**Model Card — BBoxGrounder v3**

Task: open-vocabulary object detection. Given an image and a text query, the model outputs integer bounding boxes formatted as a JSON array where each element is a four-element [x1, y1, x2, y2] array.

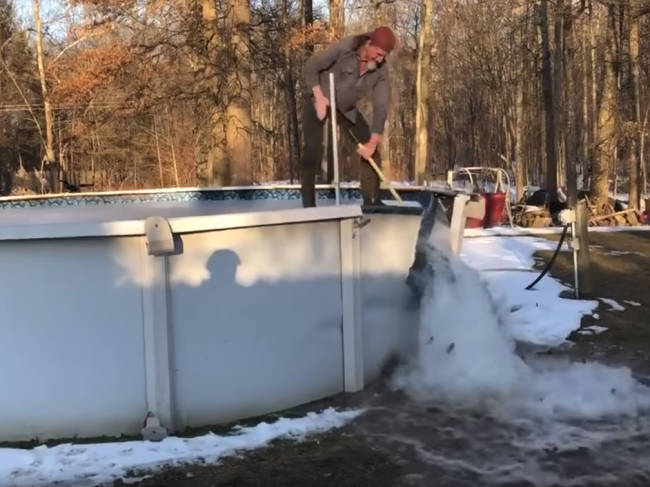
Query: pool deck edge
[[0, 205, 364, 241]]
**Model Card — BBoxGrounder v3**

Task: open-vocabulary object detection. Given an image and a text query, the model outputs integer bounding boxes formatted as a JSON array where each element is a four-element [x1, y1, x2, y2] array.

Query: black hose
[[525, 224, 570, 291]]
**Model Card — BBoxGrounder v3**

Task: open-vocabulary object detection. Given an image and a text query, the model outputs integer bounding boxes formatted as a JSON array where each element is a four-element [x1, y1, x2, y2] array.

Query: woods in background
[[1, 0, 649, 212]]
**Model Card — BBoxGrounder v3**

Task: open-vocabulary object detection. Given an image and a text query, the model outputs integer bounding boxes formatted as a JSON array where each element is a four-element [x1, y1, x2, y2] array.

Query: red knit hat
[[369, 26, 397, 52]]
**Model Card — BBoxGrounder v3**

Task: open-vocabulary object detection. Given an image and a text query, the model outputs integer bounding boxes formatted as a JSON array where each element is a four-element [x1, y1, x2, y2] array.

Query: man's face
[[364, 43, 388, 71]]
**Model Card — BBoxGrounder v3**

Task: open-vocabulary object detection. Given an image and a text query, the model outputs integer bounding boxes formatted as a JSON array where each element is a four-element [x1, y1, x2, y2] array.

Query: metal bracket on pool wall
[[144, 216, 175, 256], [354, 217, 371, 230], [406, 191, 484, 299], [414, 190, 485, 256]]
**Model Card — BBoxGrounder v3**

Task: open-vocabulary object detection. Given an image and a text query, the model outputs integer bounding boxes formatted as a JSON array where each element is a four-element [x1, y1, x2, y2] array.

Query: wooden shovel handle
[[355, 142, 403, 205]]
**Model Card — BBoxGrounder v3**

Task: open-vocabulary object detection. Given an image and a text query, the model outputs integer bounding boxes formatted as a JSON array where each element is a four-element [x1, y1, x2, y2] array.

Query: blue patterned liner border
[[0, 184, 440, 210]]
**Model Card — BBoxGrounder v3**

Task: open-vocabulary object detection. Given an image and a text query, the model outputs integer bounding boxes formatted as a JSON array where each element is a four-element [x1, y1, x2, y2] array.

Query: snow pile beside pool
[[461, 235, 598, 346], [0, 407, 363, 487]]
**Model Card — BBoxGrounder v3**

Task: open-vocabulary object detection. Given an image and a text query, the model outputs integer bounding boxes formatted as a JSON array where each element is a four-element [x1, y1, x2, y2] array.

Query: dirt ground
[[109, 230, 650, 487], [113, 432, 400, 487], [536, 230, 650, 371]]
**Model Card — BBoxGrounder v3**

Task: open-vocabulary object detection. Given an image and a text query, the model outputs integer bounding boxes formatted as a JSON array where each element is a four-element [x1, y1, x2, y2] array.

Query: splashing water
[[385, 240, 650, 485], [393, 240, 650, 421]]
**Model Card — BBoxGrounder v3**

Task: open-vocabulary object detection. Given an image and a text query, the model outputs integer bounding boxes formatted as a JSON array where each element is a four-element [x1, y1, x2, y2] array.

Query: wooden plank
[[590, 208, 636, 223]]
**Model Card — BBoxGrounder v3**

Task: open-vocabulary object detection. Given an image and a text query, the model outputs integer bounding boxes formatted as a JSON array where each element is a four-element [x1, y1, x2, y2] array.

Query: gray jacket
[[304, 35, 390, 135]]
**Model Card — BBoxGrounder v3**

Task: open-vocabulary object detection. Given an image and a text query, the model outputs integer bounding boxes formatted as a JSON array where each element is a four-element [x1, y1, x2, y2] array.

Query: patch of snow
[[0, 408, 363, 487], [578, 325, 609, 335], [624, 300, 641, 306], [598, 297, 626, 311], [606, 250, 646, 257], [465, 226, 650, 238], [461, 236, 597, 347]]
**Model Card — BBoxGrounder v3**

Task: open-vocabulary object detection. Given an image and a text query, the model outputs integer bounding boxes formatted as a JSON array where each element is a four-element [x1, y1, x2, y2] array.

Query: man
[[301, 26, 397, 208]]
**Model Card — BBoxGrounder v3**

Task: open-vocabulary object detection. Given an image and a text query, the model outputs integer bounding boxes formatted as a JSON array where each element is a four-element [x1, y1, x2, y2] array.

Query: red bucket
[[465, 194, 486, 229], [484, 192, 507, 228]]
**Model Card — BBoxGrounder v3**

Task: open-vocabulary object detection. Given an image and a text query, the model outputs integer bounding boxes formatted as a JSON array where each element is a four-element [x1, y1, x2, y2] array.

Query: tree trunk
[[414, 0, 434, 184], [374, 0, 393, 180], [328, 0, 344, 40], [628, 7, 641, 209], [592, 7, 617, 209], [300, 0, 316, 180], [514, 8, 526, 202], [200, 0, 227, 185], [283, 0, 300, 183], [224, 0, 253, 185], [582, 18, 594, 190], [563, 11, 578, 206], [590, 9, 599, 189], [301, 0, 313, 55], [537, 0, 558, 195], [33, 0, 56, 185], [323, 0, 345, 183], [553, 0, 564, 189]]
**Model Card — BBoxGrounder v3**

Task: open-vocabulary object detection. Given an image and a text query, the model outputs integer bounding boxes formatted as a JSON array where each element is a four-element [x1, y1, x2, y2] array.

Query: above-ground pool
[[0, 184, 480, 442]]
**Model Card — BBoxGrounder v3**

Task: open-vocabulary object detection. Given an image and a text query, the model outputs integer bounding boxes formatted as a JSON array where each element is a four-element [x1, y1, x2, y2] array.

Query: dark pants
[[300, 96, 381, 207]]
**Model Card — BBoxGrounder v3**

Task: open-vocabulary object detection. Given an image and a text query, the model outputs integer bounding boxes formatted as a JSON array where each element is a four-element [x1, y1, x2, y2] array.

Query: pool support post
[[142, 216, 176, 440]]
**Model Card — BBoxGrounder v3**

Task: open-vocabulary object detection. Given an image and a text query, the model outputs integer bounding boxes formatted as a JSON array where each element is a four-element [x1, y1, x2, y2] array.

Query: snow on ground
[[461, 236, 599, 346], [0, 408, 363, 487], [578, 325, 609, 335], [606, 249, 646, 257], [465, 225, 650, 237], [598, 297, 626, 311]]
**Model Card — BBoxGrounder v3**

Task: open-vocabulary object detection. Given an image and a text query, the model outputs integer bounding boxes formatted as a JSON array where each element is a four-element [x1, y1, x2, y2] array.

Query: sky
[[12, 0, 97, 44], [14, 0, 61, 27], [13, 0, 337, 29]]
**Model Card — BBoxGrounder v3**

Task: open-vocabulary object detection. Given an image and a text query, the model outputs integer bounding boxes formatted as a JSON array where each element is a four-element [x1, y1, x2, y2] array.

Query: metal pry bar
[[328, 72, 341, 205]]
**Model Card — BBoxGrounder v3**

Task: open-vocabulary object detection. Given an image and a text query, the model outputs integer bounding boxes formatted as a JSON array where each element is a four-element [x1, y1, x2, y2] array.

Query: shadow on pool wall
[[169, 218, 420, 430], [0, 205, 425, 442]]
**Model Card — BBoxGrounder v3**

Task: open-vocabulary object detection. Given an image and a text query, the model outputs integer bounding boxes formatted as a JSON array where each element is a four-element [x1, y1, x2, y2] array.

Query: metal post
[[562, 204, 590, 299], [329, 72, 341, 205], [570, 220, 579, 298], [575, 199, 592, 297]]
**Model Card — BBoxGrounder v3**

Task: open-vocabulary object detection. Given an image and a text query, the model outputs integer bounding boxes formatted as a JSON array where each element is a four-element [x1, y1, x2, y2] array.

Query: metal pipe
[[329, 72, 341, 205]]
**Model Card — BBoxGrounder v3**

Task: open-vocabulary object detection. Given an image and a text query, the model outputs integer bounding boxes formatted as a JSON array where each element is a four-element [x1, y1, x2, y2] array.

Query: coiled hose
[[524, 223, 570, 290]]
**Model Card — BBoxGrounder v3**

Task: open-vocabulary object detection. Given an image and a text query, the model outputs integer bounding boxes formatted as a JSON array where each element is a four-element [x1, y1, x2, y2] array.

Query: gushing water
[[387, 240, 650, 485], [394, 240, 650, 418]]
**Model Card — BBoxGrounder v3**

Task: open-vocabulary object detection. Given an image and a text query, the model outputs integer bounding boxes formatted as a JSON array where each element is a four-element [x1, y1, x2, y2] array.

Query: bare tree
[[32, 0, 55, 172], [414, 0, 433, 184]]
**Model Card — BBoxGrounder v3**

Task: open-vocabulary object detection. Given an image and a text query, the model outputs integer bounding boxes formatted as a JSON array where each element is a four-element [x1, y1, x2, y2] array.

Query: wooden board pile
[[513, 194, 645, 228], [513, 206, 553, 228], [587, 197, 644, 226]]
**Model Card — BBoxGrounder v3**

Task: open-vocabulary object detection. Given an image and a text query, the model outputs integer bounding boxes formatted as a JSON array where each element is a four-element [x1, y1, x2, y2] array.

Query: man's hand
[[357, 140, 377, 161], [312, 86, 329, 120], [315, 95, 329, 120]]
